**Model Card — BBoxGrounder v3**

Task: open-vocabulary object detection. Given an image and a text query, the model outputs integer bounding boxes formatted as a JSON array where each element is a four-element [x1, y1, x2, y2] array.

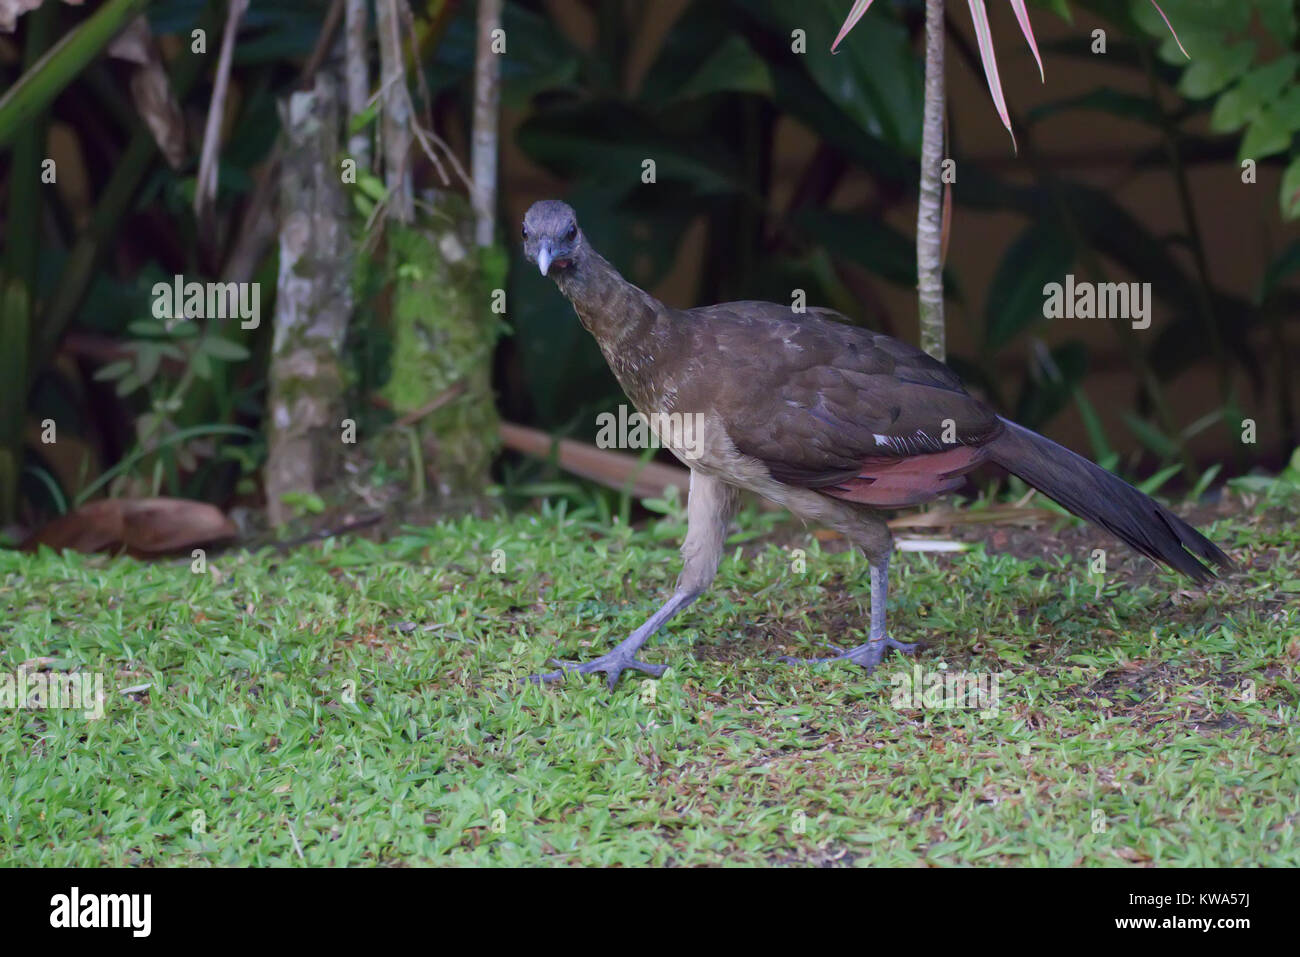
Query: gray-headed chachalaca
[[521, 200, 1231, 688]]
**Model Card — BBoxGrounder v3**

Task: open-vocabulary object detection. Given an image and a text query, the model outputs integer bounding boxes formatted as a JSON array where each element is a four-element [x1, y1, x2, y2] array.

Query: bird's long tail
[[985, 417, 1231, 583]]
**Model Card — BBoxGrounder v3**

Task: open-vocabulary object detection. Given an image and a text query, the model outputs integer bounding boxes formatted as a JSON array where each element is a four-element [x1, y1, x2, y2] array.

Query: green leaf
[[1015, 340, 1088, 431], [357, 172, 387, 203], [1256, 240, 1300, 302], [201, 337, 250, 362], [127, 320, 170, 338], [1256, 0, 1298, 43], [1030, 88, 1164, 127], [92, 359, 132, 382], [516, 106, 741, 196], [794, 208, 938, 292], [1238, 109, 1291, 163], [191, 351, 213, 381], [675, 35, 773, 99], [346, 100, 380, 137], [984, 223, 1075, 350], [1209, 88, 1252, 134], [1135, 463, 1182, 495], [745, 0, 921, 152], [1239, 55, 1299, 104], [1279, 157, 1300, 220], [1122, 412, 1179, 460], [115, 372, 143, 397], [0, 0, 150, 150], [1177, 42, 1255, 99], [133, 343, 162, 385], [1033, 0, 1072, 24]]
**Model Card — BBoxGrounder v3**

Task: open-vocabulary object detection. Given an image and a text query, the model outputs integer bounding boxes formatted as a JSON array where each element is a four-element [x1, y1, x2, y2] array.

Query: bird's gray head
[[522, 200, 583, 278]]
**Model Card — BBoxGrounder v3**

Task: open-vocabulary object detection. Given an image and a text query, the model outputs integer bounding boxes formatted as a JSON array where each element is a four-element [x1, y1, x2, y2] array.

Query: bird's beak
[[537, 243, 553, 277]]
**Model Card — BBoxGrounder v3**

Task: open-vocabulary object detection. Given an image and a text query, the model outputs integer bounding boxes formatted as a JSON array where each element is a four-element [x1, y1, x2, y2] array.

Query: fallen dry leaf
[[25, 497, 237, 554], [107, 15, 186, 167]]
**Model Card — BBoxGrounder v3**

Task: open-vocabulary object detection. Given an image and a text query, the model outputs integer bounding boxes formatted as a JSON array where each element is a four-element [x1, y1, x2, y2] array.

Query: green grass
[[1, 500, 1296, 865]]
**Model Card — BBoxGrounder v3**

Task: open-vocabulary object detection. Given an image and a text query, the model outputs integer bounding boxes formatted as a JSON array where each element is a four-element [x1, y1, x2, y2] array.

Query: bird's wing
[[675, 301, 1003, 504]]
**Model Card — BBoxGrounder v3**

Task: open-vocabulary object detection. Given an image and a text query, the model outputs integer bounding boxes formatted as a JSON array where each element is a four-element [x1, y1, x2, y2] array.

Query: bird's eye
[[565, 224, 577, 241], [521, 225, 528, 239]]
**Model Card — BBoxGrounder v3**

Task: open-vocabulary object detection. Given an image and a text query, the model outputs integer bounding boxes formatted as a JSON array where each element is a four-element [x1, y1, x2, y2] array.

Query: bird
[[520, 199, 1232, 690]]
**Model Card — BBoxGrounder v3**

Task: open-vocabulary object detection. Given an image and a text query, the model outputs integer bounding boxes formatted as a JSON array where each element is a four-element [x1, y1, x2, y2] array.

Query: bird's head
[[522, 200, 583, 278]]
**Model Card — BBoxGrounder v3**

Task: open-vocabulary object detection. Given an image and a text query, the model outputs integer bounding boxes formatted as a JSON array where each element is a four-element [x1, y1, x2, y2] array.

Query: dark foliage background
[[1, 0, 1298, 535]]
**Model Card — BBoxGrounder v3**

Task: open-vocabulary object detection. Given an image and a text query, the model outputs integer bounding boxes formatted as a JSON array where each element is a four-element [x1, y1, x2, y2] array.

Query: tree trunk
[[344, 0, 371, 172], [378, 192, 500, 507], [264, 71, 354, 526], [375, 0, 413, 222], [471, 0, 502, 247], [916, 0, 946, 362]]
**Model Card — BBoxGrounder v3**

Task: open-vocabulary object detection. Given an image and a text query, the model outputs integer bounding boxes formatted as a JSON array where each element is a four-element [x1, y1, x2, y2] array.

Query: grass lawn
[[1, 497, 1296, 866]]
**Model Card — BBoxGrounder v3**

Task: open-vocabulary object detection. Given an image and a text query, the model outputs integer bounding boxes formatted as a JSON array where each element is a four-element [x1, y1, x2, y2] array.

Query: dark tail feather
[[986, 417, 1231, 584]]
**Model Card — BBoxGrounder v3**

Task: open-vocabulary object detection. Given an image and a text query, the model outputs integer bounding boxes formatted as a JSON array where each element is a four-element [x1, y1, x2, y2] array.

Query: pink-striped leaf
[[831, 0, 878, 54], [968, 0, 1016, 149], [831, 0, 1187, 148], [1008, 0, 1044, 82], [1148, 1, 1189, 59]]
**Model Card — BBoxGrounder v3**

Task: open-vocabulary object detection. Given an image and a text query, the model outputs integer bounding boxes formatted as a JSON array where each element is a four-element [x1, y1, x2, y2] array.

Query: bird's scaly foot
[[776, 636, 919, 674], [525, 649, 667, 690]]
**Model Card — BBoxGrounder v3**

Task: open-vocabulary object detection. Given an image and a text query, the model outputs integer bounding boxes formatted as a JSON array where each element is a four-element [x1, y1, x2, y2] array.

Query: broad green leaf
[[675, 35, 773, 99], [1238, 109, 1291, 163], [1256, 0, 1298, 43], [748, 0, 921, 153], [984, 222, 1075, 350], [1239, 56, 1299, 104], [1209, 88, 1252, 134], [1014, 340, 1088, 430], [1030, 88, 1164, 127], [794, 208, 940, 293], [1178, 42, 1255, 99]]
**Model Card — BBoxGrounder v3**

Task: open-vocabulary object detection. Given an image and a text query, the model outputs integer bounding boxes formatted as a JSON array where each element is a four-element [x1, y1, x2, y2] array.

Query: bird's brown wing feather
[[671, 301, 1003, 500]]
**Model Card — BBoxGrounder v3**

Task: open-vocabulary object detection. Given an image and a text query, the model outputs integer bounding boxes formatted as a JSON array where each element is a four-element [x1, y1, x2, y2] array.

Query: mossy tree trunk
[[264, 70, 353, 526], [378, 192, 501, 507]]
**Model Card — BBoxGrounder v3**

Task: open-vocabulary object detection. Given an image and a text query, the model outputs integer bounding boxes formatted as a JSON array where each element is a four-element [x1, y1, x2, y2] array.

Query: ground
[[1, 495, 1296, 865]]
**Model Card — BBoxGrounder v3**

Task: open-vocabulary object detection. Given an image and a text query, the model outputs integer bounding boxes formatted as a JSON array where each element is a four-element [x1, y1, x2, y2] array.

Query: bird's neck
[[554, 246, 672, 402]]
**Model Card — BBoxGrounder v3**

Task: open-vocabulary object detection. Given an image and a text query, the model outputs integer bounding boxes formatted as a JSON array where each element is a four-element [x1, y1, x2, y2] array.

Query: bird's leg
[[526, 472, 737, 690], [778, 551, 919, 673]]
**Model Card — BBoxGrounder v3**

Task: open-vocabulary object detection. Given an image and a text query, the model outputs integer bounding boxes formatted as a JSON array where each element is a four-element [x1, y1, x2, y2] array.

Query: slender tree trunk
[[375, 0, 413, 222], [344, 0, 371, 172], [264, 70, 353, 526], [471, 0, 503, 247], [379, 194, 500, 507], [916, 0, 946, 362]]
